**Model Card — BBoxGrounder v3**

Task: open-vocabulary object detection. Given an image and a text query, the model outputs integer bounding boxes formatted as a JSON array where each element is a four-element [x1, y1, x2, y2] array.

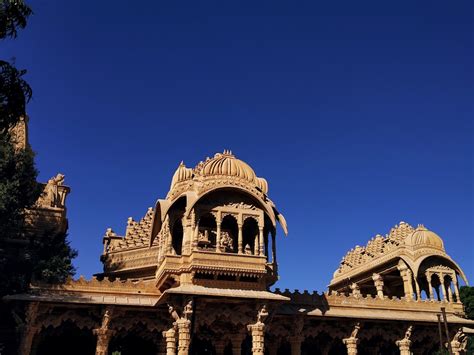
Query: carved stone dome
[[170, 162, 193, 189], [406, 224, 444, 251], [198, 151, 268, 193]]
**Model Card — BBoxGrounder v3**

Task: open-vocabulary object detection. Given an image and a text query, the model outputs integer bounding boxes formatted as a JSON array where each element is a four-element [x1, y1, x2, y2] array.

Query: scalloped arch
[[414, 254, 468, 285]]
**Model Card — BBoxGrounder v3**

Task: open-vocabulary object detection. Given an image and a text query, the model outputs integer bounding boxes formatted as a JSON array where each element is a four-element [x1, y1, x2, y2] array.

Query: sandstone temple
[[6, 150, 474, 355]]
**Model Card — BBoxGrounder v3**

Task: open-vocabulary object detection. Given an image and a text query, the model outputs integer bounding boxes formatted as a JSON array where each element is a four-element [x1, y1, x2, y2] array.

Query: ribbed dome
[[201, 151, 256, 180], [406, 224, 444, 251], [170, 161, 193, 189]]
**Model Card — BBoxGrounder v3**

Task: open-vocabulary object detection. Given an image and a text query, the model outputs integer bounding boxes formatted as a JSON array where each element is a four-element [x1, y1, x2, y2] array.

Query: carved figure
[[168, 305, 180, 321], [350, 283, 361, 298], [38, 173, 65, 208], [184, 300, 193, 320], [244, 244, 252, 255], [101, 308, 112, 330], [404, 325, 412, 340], [220, 231, 234, 252], [257, 305, 268, 324], [350, 323, 360, 338]]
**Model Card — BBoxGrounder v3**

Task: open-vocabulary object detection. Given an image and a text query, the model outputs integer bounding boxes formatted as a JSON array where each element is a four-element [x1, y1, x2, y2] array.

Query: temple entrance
[[36, 321, 95, 355]]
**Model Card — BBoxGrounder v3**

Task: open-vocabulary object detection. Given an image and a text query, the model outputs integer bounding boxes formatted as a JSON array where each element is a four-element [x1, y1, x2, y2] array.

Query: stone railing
[[273, 288, 465, 315]]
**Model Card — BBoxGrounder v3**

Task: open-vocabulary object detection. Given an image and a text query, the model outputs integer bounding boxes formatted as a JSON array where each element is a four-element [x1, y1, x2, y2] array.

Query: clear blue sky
[[4, 0, 473, 291]]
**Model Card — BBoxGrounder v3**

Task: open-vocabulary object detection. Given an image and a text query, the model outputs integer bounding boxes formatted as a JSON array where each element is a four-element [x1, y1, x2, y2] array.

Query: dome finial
[[416, 224, 427, 231]]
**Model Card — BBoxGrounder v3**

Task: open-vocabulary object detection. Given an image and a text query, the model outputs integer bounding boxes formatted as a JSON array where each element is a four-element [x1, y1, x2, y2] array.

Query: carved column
[[247, 322, 265, 355], [19, 302, 40, 355], [93, 328, 115, 355], [372, 273, 384, 299], [343, 323, 360, 355], [414, 278, 421, 300], [289, 335, 304, 355], [342, 337, 358, 355], [238, 222, 243, 254], [395, 337, 411, 355], [176, 319, 191, 355], [453, 276, 461, 302], [193, 223, 199, 251], [231, 333, 246, 355], [426, 272, 434, 300], [395, 326, 412, 355], [440, 273, 447, 302], [397, 262, 414, 300], [94, 306, 115, 355], [162, 327, 177, 355], [214, 339, 228, 355], [271, 231, 277, 264], [258, 227, 264, 256], [216, 211, 222, 253]]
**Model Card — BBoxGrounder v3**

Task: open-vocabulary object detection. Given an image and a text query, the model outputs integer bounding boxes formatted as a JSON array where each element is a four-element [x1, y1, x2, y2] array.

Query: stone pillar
[[289, 335, 304, 355], [453, 276, 461, 303], [426, 272, 434, 301], [237, 223, 243, 254], [19, 302, 40, 355], [19, 325, 39, 355], [192, 223, 199, 250], [93, 328, 115, 355], [372, 273, 384, 299], [216, 211, 222, 253], [231, 333, 246, 355], [177, 318, 191, 355], [414, 278, 421, 300], [247, 322, 265, 355], [440, 274, 447, 302], [397, 262, 414, 300], [342, 337, 358, 355], [271, 231, 277, 264], [258, 227, 264, 256], [396, 325, 412, 355], [343, 323, 360, 355], [162, 327, 177, 355], [395, 338, 411, 355], [214, 339, 227, 355]]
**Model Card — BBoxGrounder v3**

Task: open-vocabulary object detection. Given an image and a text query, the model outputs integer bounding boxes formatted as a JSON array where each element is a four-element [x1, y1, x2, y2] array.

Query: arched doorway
[[36, 321, 95, 355]]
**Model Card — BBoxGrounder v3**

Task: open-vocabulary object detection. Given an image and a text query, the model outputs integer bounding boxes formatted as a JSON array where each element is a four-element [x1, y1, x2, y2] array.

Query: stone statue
[[350, 283, 361, 298], [184, 300, 193, 320], [168, 305, 180, 321], [220, 231, 234, 252], [257, 305, 268, 324], [404, 325, 412, 340], [101, 308, 112, 330], [38, 173, 65, 208], [244, 244, 252, 255], [350, 323, 360, 338]]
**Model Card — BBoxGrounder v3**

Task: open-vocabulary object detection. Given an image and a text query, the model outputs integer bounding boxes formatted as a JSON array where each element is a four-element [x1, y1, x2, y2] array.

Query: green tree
[[459, 286, 474, 353], [0, 0, 77, 293], [0, 1, 77, 352]]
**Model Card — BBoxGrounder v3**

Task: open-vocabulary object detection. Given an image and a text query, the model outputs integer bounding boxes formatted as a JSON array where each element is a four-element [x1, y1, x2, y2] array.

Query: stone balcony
[[155, 250, 273, 292]]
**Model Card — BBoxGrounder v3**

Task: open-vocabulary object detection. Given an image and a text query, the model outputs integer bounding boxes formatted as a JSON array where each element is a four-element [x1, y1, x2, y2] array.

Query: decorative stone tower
[[101, 151, 288, 293]]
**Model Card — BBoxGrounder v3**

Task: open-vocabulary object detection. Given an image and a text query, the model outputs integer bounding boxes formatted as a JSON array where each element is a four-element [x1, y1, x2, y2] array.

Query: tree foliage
[[0, 60, 32, 133], [0, 0, 32, 39], [0, 0, 77, 297]]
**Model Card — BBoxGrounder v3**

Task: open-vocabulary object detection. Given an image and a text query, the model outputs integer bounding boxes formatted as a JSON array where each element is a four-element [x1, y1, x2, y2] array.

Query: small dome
[[406, 224, 444, 251], [200, 151, 259, 184], [170, 161, 193, 189]]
